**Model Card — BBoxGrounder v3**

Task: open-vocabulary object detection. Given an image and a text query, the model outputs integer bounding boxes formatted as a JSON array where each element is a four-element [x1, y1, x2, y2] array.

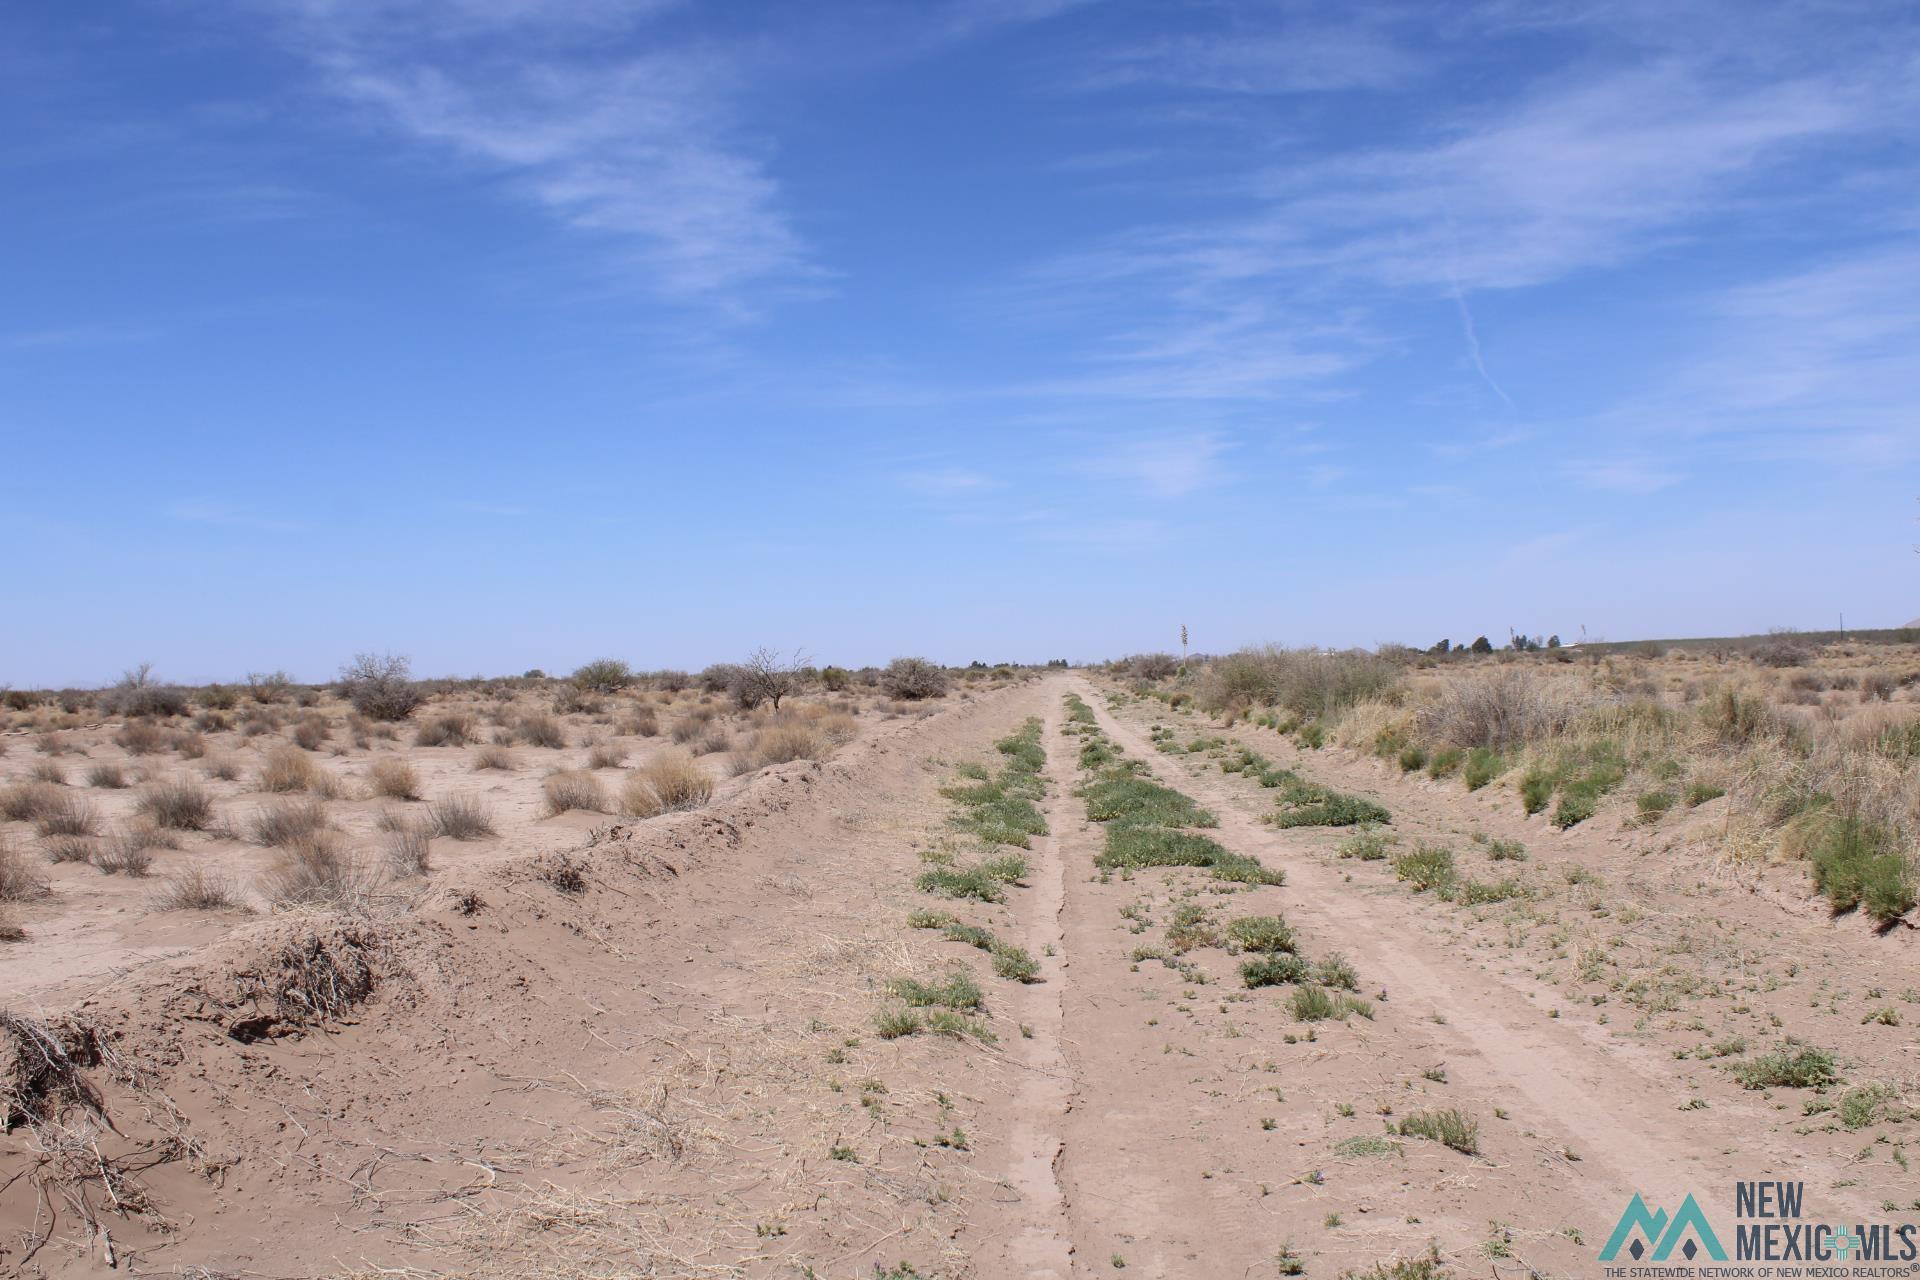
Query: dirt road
[[4, 674, 1910, 1278]]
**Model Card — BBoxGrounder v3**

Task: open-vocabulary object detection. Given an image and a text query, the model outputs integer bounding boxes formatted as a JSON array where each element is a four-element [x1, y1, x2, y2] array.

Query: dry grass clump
[[250, 799, 330, 847], [516, 713, 567, 749], [154, 865, 244, 911], [93, 832, 155, 877], [0, 838, 48, 901], [27, 759, 66, 786], [263, 831, 374, 908], [367, 757, 422, 801], [735, 722, 829, 772], [618, 708, 660, 738], [620, 751, 713, 817], [115, 721, 168, 755], [471, 743, 518, 771], [34, 793, 98, 839], [429, 794, 497, 840], [291, 717, 329, 751], [670, 708, 715, 744], [1201, 646, 1401, 718], [260, 746, 321, 794], [383, 824, 432, 877], [85, 762, 128, 789], [542, 769, 608, 816], [172, 730, 207, 759], [202, 754, 242, 781], [137, 778, 216, 830], [585, 739, 628, 769], [0, 781, 62, 824], [415, 712, 476, 748], [692, 726, 732, 756], [0, 911, 21, 942], [43, 835, 97, 865], [1416, 669, 1593, 752]]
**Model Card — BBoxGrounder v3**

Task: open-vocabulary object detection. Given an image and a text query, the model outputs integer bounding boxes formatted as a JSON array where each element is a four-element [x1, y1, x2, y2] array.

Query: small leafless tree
[[733, 647, 809, 711]]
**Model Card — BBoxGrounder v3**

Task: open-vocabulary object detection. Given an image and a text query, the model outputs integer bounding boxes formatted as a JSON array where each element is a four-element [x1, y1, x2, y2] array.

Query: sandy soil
[[2, 674, 1914, 1277]]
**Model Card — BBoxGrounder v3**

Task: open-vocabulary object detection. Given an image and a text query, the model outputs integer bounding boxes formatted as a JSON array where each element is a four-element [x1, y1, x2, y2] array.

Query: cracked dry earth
[[4, 674, 1914, 1279]]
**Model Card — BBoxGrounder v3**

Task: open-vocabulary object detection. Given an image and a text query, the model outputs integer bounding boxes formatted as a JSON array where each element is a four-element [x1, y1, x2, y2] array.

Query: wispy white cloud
[[898, 467, 996, 497], [1566, 459, 1684, 495], [269, 2, 810, 308], [166, 499, 303, 532], [1080, 431, 1233, 498]]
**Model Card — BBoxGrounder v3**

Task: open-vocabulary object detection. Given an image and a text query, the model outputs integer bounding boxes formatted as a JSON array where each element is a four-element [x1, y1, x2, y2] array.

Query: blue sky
[[4, 1, 1918, 685]]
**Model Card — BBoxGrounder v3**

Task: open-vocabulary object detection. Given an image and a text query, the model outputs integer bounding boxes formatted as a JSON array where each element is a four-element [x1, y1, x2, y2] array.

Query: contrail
[[1450, 281, 1516, 411]]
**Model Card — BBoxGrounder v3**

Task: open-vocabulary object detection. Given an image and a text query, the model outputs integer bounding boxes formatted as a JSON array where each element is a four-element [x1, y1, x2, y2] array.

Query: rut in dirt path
[[1074, 679, 1882, 1224], [993, 693, 1078, 1278]]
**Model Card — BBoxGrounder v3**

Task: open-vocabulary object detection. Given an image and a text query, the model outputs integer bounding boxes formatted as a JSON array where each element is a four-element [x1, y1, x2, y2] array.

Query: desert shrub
[[115, 721, 168, 755], [1395, 1109, 1479, 1154], [471, 744, 518, 771], [697, 664, 741, 694], [250, 799, 330, 847], [1315, 953, 1360, 990], [1291, 986, 1373, 1021], [0, 782, 61, 824], [290, 717, 330, 751], [880, 657, 949, 701], [246, 670, 292, 704], [415, 713, 475, 748], [203, 755, 242, 782], [260, 747, 320, 793], [584, 739, 628, 769], [171, 730, 207, 759], [571, 658, 633, 693], [1684, 782, 1725, 807], [1225, 914, 1297, 954], [92, 834, 153, 877], [1130, 652, 1180, 680], [820, 665, 850, 691], [1418, 670, 1586, 752], [693, 726, 732, 756], [28, 759, 65, 786], [339, 652, 423, 722], [654, 669, 691, 693], [1732, 1044, 1839, 1089], [618, 708, 660, 738], [100, 665, 190, 718], [199, 683, 239, 711], [1267, 779, 1390, 829], [155, 865, 243, 911], [620, 751, 713, 817], [1241, 953, 1310, 987], [263, 831, 372, 908], [43, 835, 97, 864], [1636, 790, 1676, 822], [1201, 646, 1401, 718], [0, 838, 48, 901], [1338, 828, 1393, 860], [516, 713, 567, 749], [34, 794, 97, 838], [383, 824, 431, 877], [1801, 815, 1915, 923], [887, 971, 984, 1011], [137, 779, 215, 830], [739, 722, 827, 771], [1701, 687, 1781, 745], [1752, 638, 1811, 668], [365, 758, 421, 801], [1392, 845, 1456, 892], [429, 795, 497, 840], [1425, 747, 1462, 778], [542, 769, 608, 816], [1478, 835, 1527, 861]]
